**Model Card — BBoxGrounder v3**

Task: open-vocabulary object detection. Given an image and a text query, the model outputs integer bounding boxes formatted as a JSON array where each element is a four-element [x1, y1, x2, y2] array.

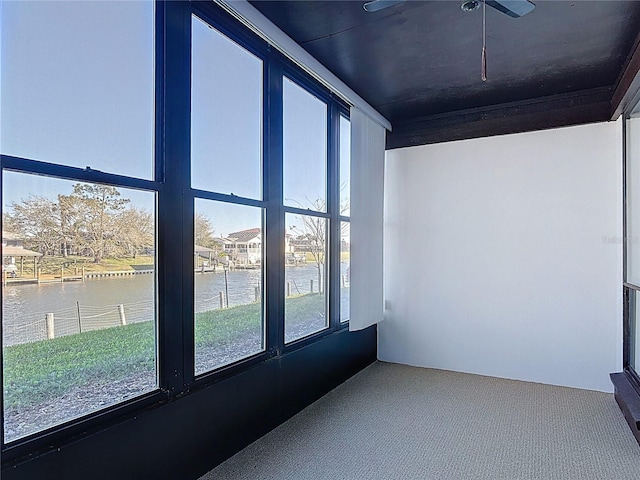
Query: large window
[[0, 1, 154, 179], [626, 100, 640, 380], [191, 15, 263, 199], [1, 0, 157, 444], [283, 77, 331, 343], [283, 78, 327, 211], [285, 213, 328, 342], [191, 14, 266, 374], [2, 174, 157, 443], [193, 200, 264, 375], [0, 0, 349, 459]]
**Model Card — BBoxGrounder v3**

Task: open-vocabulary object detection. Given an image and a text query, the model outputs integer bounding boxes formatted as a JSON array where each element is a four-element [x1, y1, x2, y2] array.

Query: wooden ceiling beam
[[387, 87, 612, 149], [611, 28, 640, 119]]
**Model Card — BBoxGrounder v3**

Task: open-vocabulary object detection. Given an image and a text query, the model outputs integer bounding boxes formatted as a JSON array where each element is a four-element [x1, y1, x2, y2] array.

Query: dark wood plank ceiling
[[249, 0, 640, 147]]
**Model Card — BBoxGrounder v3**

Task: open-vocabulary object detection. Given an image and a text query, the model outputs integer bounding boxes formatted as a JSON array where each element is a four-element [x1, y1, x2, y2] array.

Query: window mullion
[[157, 0, 192, 394], [265, 53, 285, 353], [328, 103, 341, 329]]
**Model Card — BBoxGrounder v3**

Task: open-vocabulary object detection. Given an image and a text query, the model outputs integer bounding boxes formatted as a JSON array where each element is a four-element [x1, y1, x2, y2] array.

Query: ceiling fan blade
[[486, 0, 535, 18], [363, 0, 407, 13]]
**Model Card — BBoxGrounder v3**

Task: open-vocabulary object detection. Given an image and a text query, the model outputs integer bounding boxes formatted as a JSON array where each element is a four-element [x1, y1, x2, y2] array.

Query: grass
[[3, 293, 327, 411], [298, 252, 349, 263], [3, 321, 155, 410], [284, 293, 325, 323], [195, 303, 261, 347]]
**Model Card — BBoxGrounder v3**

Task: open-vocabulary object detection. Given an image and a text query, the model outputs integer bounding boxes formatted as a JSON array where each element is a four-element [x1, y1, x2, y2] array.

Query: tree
[[298, 218, 326, 293], [5, 183, 160, 263], [290, 198, 350, 294], [5, 196, 61, 257], [195, 212, 217, 250], [57, 193, 86, 257], [113, 206, 154, 258], [69, 184, 130, 263], [289, 199, 327, 294]]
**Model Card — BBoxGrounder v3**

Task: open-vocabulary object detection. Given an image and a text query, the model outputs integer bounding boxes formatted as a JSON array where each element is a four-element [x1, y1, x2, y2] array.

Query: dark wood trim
[[1, 327, 377, 480], [387, 87, 612, 149], [611, 372, 640, 446], [611, 28, 640, 120]]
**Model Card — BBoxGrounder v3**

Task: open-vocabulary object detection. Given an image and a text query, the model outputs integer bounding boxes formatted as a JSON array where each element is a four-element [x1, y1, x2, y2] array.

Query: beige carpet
[[200, 361, 640, 480]]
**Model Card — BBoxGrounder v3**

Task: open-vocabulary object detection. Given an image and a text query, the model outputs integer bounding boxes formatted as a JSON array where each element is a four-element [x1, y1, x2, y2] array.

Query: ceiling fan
[[363, 0, 536, 18], [362, 0, 535, 81]]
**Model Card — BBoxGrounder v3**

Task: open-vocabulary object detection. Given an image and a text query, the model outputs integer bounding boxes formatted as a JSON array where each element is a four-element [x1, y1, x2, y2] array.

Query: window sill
[[611, 371, 640, 445]]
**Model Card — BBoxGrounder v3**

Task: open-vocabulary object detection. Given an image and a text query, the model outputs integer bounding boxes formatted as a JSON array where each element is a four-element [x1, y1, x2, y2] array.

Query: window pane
[[285, 213, 328, 342], [628, 108, 640, 285], [194, 199, 264, 375], [2, 172, 157, 442], [340, 116, 351, 217], [191, 16, 263, 198], [283, 78, 327, 212], [0, 1, 154, 179], [340, 222, 350, 322]]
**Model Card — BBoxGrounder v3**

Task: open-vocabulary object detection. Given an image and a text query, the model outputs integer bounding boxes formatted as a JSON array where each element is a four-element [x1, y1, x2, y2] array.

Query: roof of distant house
[[2, 231, 21, 241], [194, 245, 217, 254], [227, 228, 261, 243], [1, 245, 42, 257]]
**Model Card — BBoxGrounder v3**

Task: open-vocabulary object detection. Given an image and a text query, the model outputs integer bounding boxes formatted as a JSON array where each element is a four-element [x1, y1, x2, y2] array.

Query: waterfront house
[[1, 231, 22, 248], [223, 228, 262, 266], [194, 244, 218, 270], [1, 231, 41, 277]]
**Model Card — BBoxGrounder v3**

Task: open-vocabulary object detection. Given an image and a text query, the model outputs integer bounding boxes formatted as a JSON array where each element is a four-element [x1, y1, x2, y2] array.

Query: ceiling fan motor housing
[[461, 0, 481, 13]]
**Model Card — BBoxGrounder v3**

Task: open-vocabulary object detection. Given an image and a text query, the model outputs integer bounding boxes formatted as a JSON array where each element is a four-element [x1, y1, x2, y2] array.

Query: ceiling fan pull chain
[[481, 0, 487, 81], [482, 45, 487, 82]]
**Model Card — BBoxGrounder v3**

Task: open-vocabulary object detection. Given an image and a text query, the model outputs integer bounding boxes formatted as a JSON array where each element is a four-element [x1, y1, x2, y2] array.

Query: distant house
[[212, 228, 305, 266], [2, 230, 23, 247], [223, 228, 262, 266], [1, 231, 42, 277], [288, 236, 315, 253], [285, 233, 306, 265], [194, 244, 218, 269]]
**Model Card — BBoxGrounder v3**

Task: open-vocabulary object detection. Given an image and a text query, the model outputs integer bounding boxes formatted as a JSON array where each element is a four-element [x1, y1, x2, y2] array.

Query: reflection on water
[[2, 264, 344, 346]]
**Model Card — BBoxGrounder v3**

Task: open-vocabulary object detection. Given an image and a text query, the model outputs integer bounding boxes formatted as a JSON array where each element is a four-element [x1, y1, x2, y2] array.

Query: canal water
[[2, 263, 349, 346]]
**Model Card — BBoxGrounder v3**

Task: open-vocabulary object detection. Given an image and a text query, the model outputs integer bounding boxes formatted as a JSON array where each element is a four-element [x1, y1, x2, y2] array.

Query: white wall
[[380, 122, 622, 392]]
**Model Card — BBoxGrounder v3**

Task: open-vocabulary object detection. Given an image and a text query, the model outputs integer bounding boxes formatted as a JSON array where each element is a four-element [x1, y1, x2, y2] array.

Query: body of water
[[2, 263, 349, 346]]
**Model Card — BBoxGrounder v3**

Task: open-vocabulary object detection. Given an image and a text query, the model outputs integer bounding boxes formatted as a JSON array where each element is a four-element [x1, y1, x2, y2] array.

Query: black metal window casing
[[338, 113, 352, 323], [0, 0, 350, 462], [622, 86, 640, 395]]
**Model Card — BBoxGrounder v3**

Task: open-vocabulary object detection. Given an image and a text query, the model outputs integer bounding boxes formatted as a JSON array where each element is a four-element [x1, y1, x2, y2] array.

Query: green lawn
[[284, 292, 325, 324], [3, 293, 326, 410], [3, 321, 155, 410]]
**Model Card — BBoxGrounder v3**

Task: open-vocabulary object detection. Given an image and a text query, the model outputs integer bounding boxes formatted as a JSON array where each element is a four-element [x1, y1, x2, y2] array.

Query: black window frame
[[0, 0, 350, 461], [623, 89, 640, 395], [338, 114, 351, 323]]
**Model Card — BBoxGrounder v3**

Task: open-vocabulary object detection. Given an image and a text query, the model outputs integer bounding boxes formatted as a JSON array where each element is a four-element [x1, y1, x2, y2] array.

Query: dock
[[2, 268, 154, 286]]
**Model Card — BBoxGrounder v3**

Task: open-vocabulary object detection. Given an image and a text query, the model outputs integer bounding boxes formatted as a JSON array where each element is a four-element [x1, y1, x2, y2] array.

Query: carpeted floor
[[200, 361, 640, 480]]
